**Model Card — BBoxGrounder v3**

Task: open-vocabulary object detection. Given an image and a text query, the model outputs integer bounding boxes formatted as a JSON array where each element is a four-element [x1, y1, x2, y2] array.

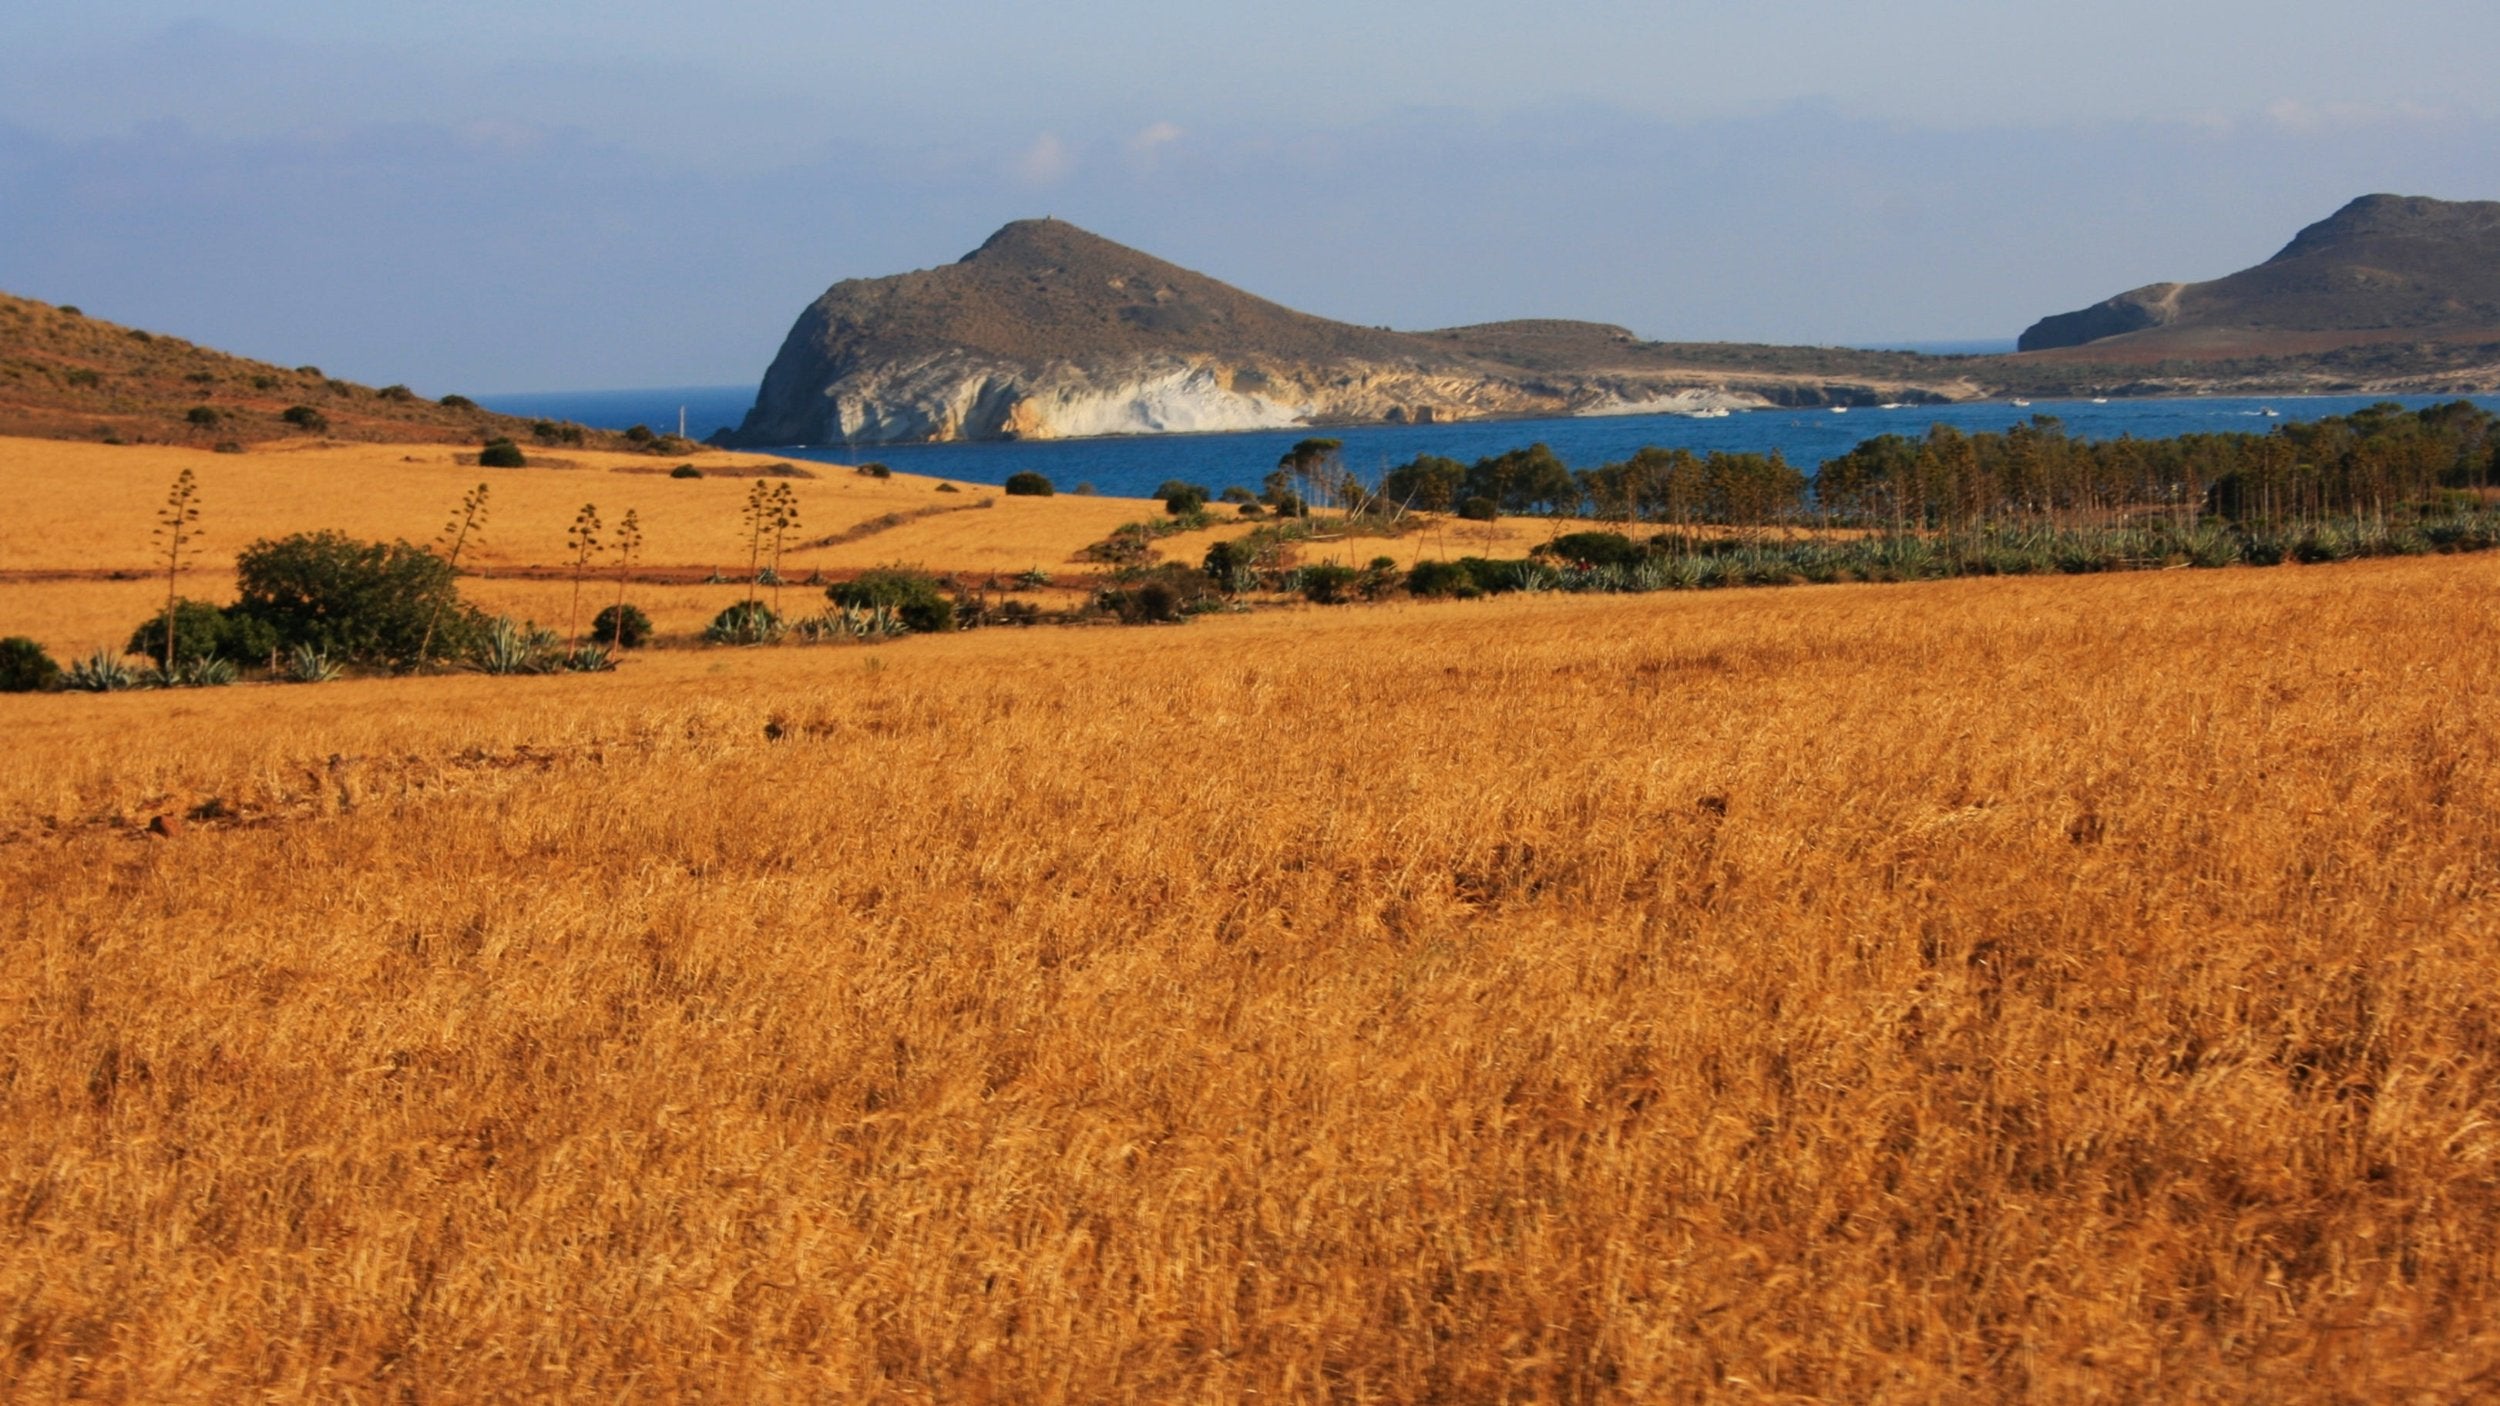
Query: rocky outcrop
[[2017, 284, 2179, 352], [724, 220, 1976, 446]]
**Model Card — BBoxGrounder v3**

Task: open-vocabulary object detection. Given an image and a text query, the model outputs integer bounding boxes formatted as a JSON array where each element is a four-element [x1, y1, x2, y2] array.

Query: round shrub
[[1299, 563, 1360, 605], [1458, 496, 1499, 522], [1163, 487, 1208, 516], [478, 438, 527, 469], [669, 463, 702, 479], [1406, 558, 1479, 598], [438, 394, 478, 411], [1540, 531, 1643, 568], [856, 462, 893, 479], [281, 405, 329, 433], [590, 603, 653, 649], [1003, 471, 1055, 497], [230, 530, 476, 664], [0, 636, 61, 692], [125, 599, 280, 667], [186, 406, 220, 428]]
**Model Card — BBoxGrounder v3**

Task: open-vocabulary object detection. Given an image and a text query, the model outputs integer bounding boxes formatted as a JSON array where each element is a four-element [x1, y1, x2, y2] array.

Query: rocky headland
[[722, 221, 1976, 447]]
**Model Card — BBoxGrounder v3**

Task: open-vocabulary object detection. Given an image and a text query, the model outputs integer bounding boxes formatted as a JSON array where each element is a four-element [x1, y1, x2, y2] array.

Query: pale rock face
[[734, 344, 1925, 447], [1001, 363, 1305, 438], [741, 351, 1807, 445], [1575, 389, 1775, 418]]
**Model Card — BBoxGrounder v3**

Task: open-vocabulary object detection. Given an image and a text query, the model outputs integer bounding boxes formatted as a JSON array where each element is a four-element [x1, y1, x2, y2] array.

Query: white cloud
[[2262, 97, 2443, 133], [1127, 120, 1183, 156], [1012, 132, 1073, 185]]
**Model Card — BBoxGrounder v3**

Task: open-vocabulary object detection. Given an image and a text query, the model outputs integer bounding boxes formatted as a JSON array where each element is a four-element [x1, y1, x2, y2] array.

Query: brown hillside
[[2019, 194, 2500, 358], [0, 293, 652, 451]]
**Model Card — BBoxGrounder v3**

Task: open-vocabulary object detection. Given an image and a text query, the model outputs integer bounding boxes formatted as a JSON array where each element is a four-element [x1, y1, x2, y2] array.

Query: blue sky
[[5, 2, 2497, 393]]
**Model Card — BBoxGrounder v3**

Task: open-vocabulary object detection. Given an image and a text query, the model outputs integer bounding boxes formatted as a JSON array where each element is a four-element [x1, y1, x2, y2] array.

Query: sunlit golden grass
[[5, 557, 2499, 1399], [0, 436, 1166, 580]]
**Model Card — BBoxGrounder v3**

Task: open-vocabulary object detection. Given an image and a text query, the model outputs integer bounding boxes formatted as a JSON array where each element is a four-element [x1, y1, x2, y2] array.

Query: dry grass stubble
[[4, 560, 2499, 1398]]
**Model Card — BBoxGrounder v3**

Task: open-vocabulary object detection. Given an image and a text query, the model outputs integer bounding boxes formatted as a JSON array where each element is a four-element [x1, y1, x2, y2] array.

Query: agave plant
[[802, 604, 907, 641], [1658, 555, 1708, 590], [284, 645, 343, 683], [178, 657, 239, 687], [704, 601, 783, 645], [472, 616, 559, 675], [561, 643, 615, 673], [2182, 525, 2242, 569], [65, 649, 141, 692]]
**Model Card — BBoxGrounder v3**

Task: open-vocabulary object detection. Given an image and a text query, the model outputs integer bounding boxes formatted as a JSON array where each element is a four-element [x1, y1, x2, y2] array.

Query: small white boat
[[1879, 402, 1904, 410], [2091, 397, 2110, 404], [2012, 398, 2032, 407], [1830, 405, 1849, 414], [2261, 407, 2281, 417]]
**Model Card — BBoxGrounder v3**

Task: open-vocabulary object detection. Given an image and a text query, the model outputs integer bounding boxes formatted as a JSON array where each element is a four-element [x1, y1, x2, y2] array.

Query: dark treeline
[[1374, 401, 2500, 528]]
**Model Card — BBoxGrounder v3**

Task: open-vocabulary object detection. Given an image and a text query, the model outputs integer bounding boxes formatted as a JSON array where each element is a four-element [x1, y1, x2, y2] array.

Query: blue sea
[[477, 386, 2500, 502]]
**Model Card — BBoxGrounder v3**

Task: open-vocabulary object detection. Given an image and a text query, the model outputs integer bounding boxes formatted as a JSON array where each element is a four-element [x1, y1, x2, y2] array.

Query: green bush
[[1540, 531, 1644, 568], [1457, 496, 1499, 522], [125, 598, 280, 667], [857, 462, 893, 479], [0, 637, 60, 692], [1407, 559, 1478, 598], [1202, 540, 1257, 593], [827, 567, 955, 634], [1299, 563, 1360, 605], [378, 384, 416, 403], [229, 530, 476, 665], [1163, 487, 1209, 516], [705, 601, 783, 645], [478, 438, 527, 469], [438, 394, 477, 411], [281, 405, 328, 433], [1099, 563, 1217, 624], [1004, 471, 1055, 497], [590, 603, 653, 649], [186, 406, 220, 428], [670, 463, 702, 479]]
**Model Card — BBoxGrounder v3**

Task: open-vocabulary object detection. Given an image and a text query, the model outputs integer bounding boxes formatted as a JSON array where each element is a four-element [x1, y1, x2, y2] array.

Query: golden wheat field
[[5, 542, 2499, 1400], [0, 438, 1576, 658]]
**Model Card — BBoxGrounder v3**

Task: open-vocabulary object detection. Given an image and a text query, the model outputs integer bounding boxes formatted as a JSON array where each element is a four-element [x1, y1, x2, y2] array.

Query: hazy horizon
[[4, 2, 2495, 395]]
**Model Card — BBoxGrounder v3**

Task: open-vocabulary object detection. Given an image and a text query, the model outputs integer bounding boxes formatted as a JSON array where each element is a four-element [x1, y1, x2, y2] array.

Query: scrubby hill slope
[[2018, 194, 2500, 359], [0, 293, 646, 450]]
